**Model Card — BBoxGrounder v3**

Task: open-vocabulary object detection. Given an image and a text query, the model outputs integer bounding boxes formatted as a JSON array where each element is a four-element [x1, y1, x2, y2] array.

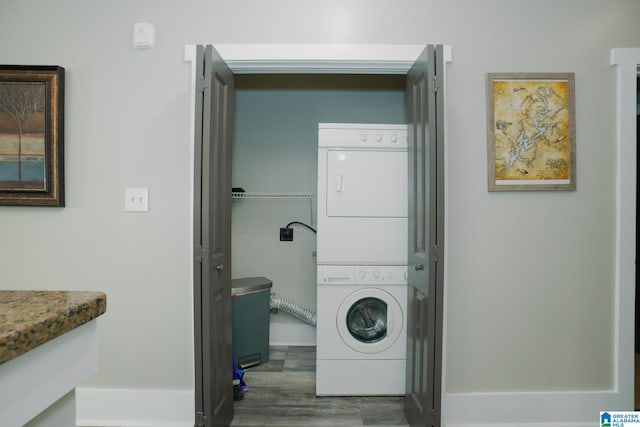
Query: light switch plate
[[125, 187, 149, 212]]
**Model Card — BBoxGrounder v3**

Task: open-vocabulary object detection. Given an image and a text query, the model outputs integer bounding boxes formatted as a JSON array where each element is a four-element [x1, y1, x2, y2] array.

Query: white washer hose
[[270, 293, 317, 326]]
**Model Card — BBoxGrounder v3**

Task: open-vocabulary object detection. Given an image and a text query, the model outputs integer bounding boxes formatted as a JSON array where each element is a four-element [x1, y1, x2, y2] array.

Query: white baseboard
[[446, 424, 592, 427], [77, 371, 621, 426], [443, 390, 625, 426], [76, 387, 194, 427], [269, 321, 316, 346]]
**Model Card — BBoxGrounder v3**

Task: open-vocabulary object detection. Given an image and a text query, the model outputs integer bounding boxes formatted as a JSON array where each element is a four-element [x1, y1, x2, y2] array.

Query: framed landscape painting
[[486, 72, 576, 191], [0, 65, 64, 206]]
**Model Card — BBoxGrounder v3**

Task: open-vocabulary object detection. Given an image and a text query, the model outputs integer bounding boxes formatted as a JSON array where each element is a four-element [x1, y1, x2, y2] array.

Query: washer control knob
[[373, 271, 381, 279], [376, 134, 383, 142], [404, 271, 409, 281], [391, 134, 398, 143], [358, 270, 367, 280], [360, 133, 367, 142]]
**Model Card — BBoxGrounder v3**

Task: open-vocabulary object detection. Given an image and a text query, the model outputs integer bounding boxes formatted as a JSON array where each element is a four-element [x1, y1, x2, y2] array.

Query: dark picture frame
[[0, 65, 64, 206], [486, 72, 576, 191]]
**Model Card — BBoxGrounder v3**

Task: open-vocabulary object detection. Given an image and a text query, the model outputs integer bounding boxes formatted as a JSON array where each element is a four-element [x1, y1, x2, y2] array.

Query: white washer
[[317, 123, 407, 266], [316, 266, 407, 396]]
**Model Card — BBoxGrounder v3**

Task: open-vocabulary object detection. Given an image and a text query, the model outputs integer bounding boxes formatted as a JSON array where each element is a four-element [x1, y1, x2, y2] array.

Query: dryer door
[[337, 288, 403, 354], [326, 149, 407, 218]]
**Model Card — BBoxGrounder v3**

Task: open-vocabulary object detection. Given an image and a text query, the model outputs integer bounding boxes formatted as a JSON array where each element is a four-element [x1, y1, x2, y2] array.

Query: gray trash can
[[231, 276, 272, 369]]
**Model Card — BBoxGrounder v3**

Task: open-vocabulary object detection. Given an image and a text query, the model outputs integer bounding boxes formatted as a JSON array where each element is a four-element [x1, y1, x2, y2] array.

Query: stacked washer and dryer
[[316, 123, 408, 396]]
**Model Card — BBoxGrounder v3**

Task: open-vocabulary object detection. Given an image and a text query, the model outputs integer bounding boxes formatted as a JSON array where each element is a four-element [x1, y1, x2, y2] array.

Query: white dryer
[[316, 123, 407, 266], [316, 265, 407, 396]]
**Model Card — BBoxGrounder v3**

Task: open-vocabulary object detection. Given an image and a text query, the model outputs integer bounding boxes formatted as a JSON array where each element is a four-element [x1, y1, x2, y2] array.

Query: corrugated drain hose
[[270, 293, 317, 326]]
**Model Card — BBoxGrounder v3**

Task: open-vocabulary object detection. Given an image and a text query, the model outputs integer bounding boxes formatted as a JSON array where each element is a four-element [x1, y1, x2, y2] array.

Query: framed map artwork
[[0, 65, 64, 206], [486, 72, 576, 191]]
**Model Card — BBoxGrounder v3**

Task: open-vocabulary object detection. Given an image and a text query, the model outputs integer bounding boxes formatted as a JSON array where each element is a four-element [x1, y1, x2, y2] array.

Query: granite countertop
[[0, 290, 106, 364]]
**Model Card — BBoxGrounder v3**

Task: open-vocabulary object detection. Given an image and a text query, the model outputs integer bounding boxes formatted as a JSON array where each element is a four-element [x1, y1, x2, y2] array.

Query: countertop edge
[[0, 291, 107, 365]]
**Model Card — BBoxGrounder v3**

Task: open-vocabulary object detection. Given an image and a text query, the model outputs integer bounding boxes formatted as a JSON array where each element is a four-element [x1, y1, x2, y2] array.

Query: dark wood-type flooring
[[231, 346, 409, 426]]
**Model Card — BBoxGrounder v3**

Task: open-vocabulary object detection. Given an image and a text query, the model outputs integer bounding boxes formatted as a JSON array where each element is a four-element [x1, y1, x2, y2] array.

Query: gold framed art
[[486, 72, 576, 191]]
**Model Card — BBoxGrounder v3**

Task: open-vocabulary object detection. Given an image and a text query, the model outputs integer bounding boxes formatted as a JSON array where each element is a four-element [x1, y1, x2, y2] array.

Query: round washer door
[[336, 287, 403, 354]]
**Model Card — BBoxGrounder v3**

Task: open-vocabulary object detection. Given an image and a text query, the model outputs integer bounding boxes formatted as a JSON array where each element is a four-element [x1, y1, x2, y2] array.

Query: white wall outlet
[[125, 187, 149, 212]]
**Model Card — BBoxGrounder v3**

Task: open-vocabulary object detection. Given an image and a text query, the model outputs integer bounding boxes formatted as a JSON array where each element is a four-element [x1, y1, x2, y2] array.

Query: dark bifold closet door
[[405, 45, 445, 427], [193, 44, 235, 427], [636, 76, 639, 355]]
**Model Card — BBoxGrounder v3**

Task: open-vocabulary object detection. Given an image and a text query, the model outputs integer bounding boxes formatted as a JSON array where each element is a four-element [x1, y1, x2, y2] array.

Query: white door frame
[[183, 42, 452, 425], [610, 47, 639, 411], [185, 44, 443, 74]]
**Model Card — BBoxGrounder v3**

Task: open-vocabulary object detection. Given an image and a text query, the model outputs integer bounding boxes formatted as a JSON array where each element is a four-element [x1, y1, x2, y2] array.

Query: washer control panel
[[355, 266, 408, 284], [318, 265, 408, 285]]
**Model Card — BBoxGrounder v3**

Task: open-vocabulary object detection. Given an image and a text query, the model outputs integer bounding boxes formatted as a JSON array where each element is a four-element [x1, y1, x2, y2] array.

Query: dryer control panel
[[318, 123, 407, 149], [318, 265, 408, 285]]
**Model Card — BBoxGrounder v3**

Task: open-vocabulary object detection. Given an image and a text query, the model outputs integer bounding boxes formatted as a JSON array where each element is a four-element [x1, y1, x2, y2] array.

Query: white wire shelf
[[231, 192, 313, 200]]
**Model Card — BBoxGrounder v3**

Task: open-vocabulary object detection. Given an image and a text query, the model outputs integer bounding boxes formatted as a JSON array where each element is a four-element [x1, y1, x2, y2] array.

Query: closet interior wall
[[231, 74, 406, 344]]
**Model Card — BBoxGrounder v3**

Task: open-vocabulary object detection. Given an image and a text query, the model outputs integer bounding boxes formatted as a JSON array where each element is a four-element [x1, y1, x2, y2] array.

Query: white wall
[[0, 0, 638, 425]]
